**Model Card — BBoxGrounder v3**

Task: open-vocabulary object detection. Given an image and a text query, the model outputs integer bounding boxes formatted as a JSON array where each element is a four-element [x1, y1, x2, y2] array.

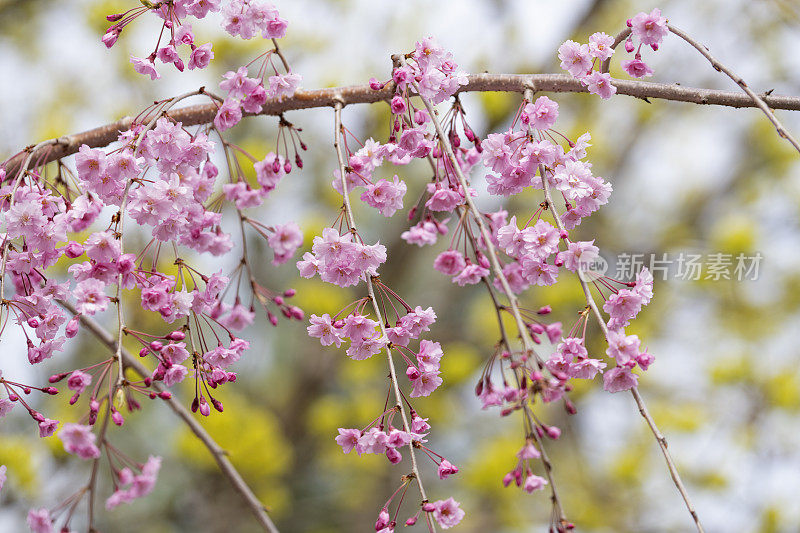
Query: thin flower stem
[[332, 100, 434, 529], [87, 400, 112, 531], [529, 85, 704, 532], [409, 70, 568, 527]]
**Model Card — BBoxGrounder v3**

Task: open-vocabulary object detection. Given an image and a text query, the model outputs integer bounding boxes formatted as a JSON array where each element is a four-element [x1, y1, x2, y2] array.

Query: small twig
[[667, 24, 800, 155]]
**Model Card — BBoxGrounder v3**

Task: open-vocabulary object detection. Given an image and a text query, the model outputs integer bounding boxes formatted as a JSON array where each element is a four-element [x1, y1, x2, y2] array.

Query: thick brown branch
[[5, 73, 800, 175], [60, 301, 280, 533]]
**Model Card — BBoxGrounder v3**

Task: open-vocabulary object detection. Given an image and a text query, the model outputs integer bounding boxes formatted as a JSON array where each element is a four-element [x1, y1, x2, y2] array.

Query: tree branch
[[59, 301, 280, 533], [5, 73, 800, 176]]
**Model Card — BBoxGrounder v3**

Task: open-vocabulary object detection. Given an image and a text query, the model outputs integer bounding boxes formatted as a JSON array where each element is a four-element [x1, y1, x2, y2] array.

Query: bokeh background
[[1, 0, 800, 531]]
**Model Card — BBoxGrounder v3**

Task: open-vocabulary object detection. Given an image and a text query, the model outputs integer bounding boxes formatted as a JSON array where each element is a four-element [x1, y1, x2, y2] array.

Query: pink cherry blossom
[[431, 497, 465, 529], [603, 366, 639, 392], [59, 423, 101, 459], [630, 8, 669, 47]]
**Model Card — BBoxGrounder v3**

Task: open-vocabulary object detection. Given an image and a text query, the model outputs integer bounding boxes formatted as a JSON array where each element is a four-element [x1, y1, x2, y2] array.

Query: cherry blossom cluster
[[214, 60, 302, 132], [558, 33, 617, 99], [296, 49, 477, 528], [105, 0, 288, 81], [621, 8, 669, 78], [558, 8, 669, 97], [0, 4, 309, 528]]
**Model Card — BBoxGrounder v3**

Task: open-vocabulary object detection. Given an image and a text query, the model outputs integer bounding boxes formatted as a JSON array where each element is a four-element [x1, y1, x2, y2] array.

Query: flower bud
[[167, 330, 186, 341], [65, 316, 80, 338]]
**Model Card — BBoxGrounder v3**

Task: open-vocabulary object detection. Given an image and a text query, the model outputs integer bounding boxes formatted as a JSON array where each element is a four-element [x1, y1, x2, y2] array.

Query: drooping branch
[[332, 99, 435, 531], [409, 71, 573, 527], [536, 148, 705, 532], [59, 301, 280, 533], [666, 24, 800, 155], [5, 73, 800, 176]]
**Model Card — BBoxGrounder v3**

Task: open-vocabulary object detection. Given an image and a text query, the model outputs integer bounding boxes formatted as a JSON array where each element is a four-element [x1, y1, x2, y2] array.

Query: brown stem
[[59, 301, 280, 533], [480, 277, 567, 525], [5, 74, 800, 176]]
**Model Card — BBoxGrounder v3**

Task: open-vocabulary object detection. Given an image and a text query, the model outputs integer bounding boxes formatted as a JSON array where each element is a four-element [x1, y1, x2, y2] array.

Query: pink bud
[[199, 398, 211, 416], [27, 316, 40, 328], [106, 13, 123, 22], [368, 77, 383, 90], [537, 305, 552, 315], [390, 95, 406, 115], [167, 330, 186, 341], [502, 472, 514, 487], [111, 410, 124, 426], [565, 400, 577, 415], [273, 296, 284, 306], [421, 503, 436, 513], [150, 340, 163, 351], [102, 29, 119, 49], [65, 316, 80, 338], [268, 311, 278, 326], [49, 373, 67, 383], [158, 391, 172, 400], [283, 289, 296, 297], [406, 366, 421, 380], [405, 517, 418, 526], [290, 306, 304, 320], [375, 509, 391, 530], [625, 38, 635, 53], [651, 43, 659, 51], [546, 425, 561, 439], [43, 387, 59, 395], [283, 161, 292, 174]]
